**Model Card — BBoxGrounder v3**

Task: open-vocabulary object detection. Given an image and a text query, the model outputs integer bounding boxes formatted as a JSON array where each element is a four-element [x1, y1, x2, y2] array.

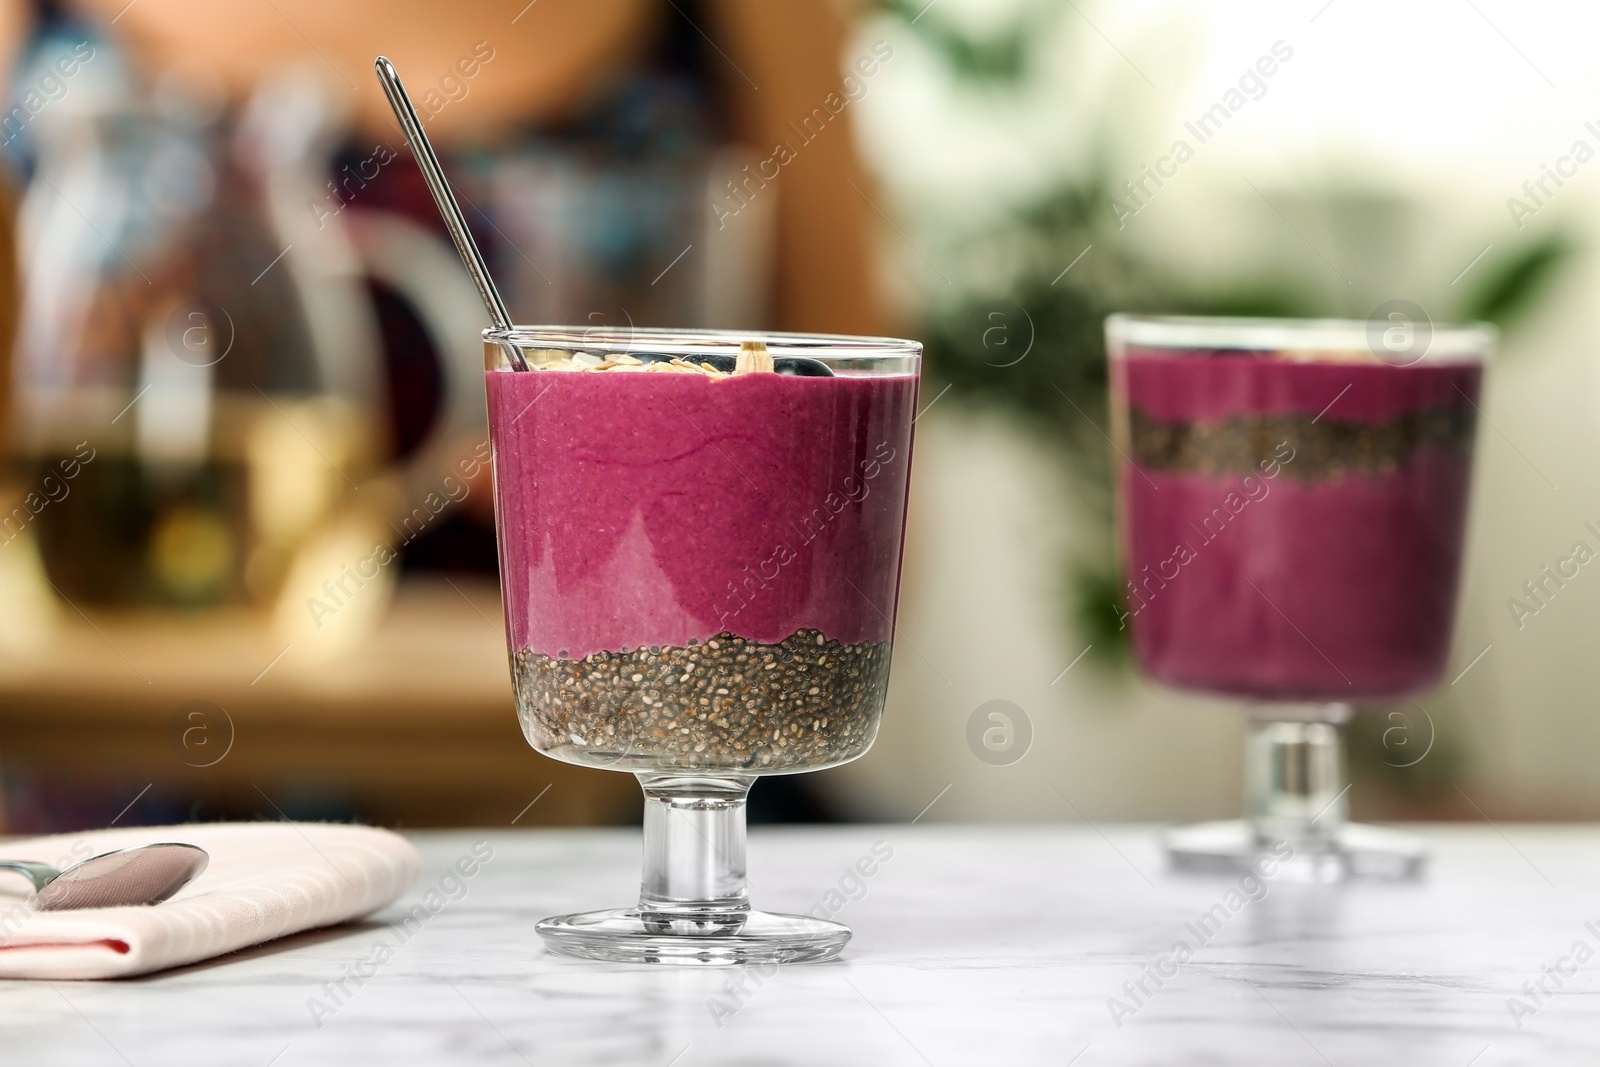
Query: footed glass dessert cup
[[485, 327, 919, 963], [1106, 314, 1492, 881]]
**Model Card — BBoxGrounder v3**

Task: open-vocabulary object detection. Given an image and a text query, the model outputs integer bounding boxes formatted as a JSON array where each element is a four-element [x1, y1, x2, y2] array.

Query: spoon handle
[[374, 56, 526, 369], [0, 861, 59, 892]]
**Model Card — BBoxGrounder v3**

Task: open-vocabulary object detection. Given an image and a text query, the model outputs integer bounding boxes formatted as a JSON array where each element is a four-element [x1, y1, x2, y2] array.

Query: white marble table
[[2, 825, 1597, 1065]]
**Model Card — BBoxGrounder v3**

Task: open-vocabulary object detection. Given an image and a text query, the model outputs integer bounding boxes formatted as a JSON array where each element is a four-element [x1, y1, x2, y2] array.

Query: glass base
[[1165, 819, 1427, 882], [537, 907, 850, 965]]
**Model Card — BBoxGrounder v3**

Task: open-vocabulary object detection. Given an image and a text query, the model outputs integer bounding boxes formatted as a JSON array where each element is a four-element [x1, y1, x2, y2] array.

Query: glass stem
[[1244, 703, 1351, 848], [637, 774, 752, 915]]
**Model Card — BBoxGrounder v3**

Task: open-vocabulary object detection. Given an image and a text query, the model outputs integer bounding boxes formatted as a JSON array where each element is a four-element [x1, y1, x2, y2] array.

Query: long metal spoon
[[373, 55, 527, 370], [0, 843, 209, 910]]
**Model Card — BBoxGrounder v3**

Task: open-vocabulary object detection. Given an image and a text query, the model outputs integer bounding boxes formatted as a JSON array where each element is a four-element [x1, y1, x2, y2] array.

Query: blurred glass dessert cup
[[486, 327, 919, 962], [1105, 314, 1492, 881]]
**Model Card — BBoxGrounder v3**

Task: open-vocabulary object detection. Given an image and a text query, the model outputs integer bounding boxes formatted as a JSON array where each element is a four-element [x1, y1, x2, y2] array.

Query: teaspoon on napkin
[[0, 843, 209, 910]]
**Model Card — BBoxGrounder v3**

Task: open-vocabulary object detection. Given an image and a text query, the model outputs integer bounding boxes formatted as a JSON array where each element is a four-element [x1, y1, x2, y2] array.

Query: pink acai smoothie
[[1114, 350, 1481, 701], [486, 368, 918, 659]]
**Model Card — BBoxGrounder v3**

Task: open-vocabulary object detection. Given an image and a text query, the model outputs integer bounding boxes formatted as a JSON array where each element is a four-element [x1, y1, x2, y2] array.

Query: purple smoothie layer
[[487, 368, 917, 660], [1121, 346, 1478, 424], [1115, 353, 1481, 700]]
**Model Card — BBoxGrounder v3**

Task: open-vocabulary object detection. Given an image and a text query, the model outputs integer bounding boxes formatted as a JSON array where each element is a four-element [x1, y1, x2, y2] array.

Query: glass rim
[[1105, 313, 1496, 360], [484, 325, 922, 360]]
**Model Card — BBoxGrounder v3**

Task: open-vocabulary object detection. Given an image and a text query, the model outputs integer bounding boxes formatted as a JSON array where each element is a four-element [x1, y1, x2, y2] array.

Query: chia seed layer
[[1128, 406, 1475, 479], [514, 630, 892, 773]]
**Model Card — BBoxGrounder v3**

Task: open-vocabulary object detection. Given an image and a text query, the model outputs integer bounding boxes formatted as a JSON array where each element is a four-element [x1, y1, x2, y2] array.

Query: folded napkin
[[0, 822, 420, 979]]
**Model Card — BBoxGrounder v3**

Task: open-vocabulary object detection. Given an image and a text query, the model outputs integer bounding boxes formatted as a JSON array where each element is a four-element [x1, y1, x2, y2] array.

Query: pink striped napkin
[[0, 822, 420, 979]]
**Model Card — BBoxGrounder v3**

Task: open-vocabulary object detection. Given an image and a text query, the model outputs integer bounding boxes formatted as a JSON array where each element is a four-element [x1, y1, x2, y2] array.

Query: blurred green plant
[[875, 0, 1052, 83], [1458, 234, 1574, 331]]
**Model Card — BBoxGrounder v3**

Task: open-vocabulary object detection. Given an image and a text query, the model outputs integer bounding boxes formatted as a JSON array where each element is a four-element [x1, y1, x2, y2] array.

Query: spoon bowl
[[0, 843, 209, 910]]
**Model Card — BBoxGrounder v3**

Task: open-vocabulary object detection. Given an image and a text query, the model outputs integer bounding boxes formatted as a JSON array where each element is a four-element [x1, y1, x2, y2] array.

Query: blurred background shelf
[[0, 577, 637, 832]]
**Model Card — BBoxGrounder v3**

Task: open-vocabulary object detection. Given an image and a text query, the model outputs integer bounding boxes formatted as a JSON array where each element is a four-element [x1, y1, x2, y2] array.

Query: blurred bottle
[[6, 18, 484, 643], [13, 29, 321, 606]]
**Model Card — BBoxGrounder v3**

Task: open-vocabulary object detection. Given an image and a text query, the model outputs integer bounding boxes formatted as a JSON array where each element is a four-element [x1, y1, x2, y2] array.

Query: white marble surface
[[3, 824, 1598, 1065]]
